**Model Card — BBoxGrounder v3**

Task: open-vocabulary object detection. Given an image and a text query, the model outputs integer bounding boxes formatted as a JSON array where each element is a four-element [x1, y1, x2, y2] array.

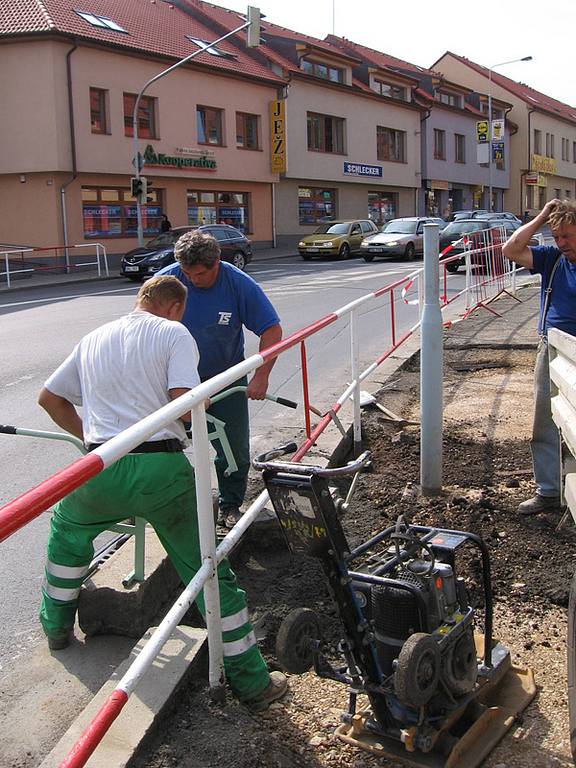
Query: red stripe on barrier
[[292, 405, 341, 462], [60, 689, 129, 768], [260, 313, 338, 362], [0, 453, 103, 543]]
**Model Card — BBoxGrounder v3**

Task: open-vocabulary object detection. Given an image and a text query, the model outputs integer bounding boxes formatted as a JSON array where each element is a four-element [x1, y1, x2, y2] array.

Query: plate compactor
[[254, 447, 536, 768]]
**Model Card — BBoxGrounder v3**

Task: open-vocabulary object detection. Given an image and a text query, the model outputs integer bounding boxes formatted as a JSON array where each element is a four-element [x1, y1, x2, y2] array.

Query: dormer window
[[373, 78, 407, 101], [301, 57, 344, 84], [435, 90, 461, 108]]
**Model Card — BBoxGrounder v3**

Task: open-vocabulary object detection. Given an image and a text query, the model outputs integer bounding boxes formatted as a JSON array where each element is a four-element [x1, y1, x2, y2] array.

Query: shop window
[[372, 79, 406, 100], [197, 106, 224, 146], [301, 58, 344, 84], [90, 88, 108, 134], [124, 93, 157, 139], [368, 191, 397, 225], [236, 112, 259, 150], [298, 187, 336, 225], [376, 126, 406, 163], [434, 129, 446, 160], [187, 190, 250, 232], [307, 112, 345, 154], [454, 133, 465, 164], [82, 186, 162, 238]]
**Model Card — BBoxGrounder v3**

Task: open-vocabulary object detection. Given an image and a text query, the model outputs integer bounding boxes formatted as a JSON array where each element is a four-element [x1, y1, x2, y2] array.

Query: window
[[301, 58, 344, 84], [434, 129, 446, 160], [573, 141, 576, 163], [562, 138, 570, 161], [307, 112, 345, 154], [186, 38, 235, 58], [368, 191, 398, 224], [197, 106, 224, 146], [533, 129, 542, 155], [236, 112, 259, 150], [187, 191, 250, 232], [90, 88, 108, 134], [298, 187, 336, 225], [123, 93, 156, 139], [545, 132, 555, 158], [566, 190, 572, 199], [373, 79, 406, 100], [75, 10, 127, 32], [82, 186, 162, 238], [435, 91, 460, 108], [481, 102, 503, 120], [376, 126, 406, 163], [454, 133, 465, 163]]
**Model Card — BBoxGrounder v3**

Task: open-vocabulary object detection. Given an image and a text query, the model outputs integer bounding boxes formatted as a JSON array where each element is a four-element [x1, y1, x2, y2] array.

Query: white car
[[361, 217, 445, 262]]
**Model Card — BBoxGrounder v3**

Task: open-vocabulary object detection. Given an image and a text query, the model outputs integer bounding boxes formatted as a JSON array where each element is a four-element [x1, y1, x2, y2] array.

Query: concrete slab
[[39, 625, 206, 768]]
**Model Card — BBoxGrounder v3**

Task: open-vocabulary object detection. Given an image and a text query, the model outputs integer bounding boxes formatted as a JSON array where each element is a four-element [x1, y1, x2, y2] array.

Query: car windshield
[[442, 221, 485, 236], [314, 223, 350, 235], [144, 232, 180, 248], [382, 220, 416, 234]]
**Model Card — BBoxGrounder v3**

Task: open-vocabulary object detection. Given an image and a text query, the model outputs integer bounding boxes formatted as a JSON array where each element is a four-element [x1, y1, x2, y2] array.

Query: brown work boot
[[221, 505, 243, 529], [245, 671, 288, 712], [517, 495, 562, 516], [47, 632, 71, 650]]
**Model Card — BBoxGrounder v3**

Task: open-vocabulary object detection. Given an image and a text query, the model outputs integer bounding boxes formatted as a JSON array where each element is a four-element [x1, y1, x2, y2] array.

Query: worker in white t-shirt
[[37, 275, 286, 711]]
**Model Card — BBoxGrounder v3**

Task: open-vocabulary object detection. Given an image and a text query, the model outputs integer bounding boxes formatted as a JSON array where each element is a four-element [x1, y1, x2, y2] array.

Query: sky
[[206, 0, 575, 108]]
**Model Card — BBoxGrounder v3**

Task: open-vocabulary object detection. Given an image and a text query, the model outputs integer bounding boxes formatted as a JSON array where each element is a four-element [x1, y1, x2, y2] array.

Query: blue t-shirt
[[531, 245, 576, 336], [158, 261, 280, 379]]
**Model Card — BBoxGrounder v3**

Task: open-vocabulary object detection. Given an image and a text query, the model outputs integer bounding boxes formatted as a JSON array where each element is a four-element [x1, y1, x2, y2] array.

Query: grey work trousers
[[530, 338, 561, 497]]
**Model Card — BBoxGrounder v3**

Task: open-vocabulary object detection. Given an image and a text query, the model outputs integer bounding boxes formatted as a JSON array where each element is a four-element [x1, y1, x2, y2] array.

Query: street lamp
[[488, 55, 532, 213]]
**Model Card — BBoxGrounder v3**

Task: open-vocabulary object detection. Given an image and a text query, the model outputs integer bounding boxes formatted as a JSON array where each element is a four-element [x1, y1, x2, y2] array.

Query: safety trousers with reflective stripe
[[40, 452, 269, 701]]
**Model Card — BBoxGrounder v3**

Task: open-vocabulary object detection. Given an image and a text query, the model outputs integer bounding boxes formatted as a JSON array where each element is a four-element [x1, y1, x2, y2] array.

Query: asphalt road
[[0, 254, 465, 675]]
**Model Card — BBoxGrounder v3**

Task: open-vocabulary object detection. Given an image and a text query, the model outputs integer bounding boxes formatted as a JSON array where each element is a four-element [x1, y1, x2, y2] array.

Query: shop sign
[[430, 179, 449, 190], [491, 119, 504, 141], [492, 141, 505, 162], [270, 100, 286, 173], [343, 162, 383, 178], [531, 153, 556, 174], [476, 120, 489, 143], [143, 144, 216, 170], [175, 146, 215, 158], [525, 172, 547, 187]]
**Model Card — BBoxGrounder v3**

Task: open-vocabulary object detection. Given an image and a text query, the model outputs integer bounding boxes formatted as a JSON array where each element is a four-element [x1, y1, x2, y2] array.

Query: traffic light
[[130, 176, 147, 199], [246, 6, 261, 48]]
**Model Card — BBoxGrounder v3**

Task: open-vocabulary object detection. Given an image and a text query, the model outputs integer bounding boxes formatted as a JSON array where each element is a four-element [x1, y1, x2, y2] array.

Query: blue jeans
[[531, 338, 561, 497]]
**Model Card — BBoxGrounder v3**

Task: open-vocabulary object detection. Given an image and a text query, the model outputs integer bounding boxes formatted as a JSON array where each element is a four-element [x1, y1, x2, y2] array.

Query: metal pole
[[420, 224, 443, 493], [350, 309, 361, 456], [130, 18, 253, 247], [488, 69, 493, 213], [191, 404, 225, 696]]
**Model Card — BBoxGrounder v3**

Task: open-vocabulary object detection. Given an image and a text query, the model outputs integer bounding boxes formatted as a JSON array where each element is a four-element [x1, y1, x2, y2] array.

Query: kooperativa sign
[[143, 144, 216, 169]]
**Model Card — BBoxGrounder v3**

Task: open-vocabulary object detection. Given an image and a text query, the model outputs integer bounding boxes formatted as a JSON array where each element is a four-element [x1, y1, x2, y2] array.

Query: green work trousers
[[206, 376, 250, 509], [40, 451, 269, 701]]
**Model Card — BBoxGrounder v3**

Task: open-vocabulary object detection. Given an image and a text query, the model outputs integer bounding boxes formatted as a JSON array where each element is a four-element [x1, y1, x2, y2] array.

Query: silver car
[[360, 217, 445, 262]]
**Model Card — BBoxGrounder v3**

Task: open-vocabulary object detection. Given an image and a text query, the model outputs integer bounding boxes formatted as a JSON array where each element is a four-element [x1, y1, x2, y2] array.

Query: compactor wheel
[[275, 608, 321, 674]]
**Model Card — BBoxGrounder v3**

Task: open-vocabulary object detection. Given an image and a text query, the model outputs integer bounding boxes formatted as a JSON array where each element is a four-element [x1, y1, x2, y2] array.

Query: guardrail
[[0, 243, 109, 288], [0, 224, 528, 767]]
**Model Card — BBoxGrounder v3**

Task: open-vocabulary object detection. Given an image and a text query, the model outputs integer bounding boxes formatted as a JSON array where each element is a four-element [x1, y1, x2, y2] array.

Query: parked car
[[298, 219, 378, 260], [450, 209, 489, 221], [120, 224, 252, 279], [476, 211, 523, 224], [360, 217, 446, 262], [440, 218, 541, 272]]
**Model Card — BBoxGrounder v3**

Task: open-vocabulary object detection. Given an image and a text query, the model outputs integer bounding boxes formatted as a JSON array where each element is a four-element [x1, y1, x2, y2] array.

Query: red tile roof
[[325, 34, 439, 79], [0, 0, 284, 84], [435, 52, 576, 124]]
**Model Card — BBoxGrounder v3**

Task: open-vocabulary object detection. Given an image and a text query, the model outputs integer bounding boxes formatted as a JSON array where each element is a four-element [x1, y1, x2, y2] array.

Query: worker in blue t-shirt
[[159, 230, 282, 529], [503, 199, 576, 516]]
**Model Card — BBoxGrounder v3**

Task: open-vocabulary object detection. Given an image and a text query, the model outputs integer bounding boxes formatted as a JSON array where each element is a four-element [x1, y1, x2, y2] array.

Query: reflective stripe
[[43, 580, 81, 602], [222, 630, 256, 657], [221, 607, 249, 633], [46, 561, 90, 580]]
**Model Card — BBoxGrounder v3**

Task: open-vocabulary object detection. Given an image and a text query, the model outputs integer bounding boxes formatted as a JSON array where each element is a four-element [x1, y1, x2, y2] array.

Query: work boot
[[245, 671, 288, 712], [47, 632, 71, 650], [221, 505, 243, 529], [517, 494, 562, 516]]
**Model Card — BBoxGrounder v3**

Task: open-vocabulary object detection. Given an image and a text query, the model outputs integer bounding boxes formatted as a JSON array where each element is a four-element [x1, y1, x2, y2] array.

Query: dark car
[[440, 218, 540, 272], [120, 224, 252, 280], [449, 209, 489, 222]]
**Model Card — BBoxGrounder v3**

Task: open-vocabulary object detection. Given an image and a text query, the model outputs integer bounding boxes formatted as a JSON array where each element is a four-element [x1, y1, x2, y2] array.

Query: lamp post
[[488, 55, 532, 212]]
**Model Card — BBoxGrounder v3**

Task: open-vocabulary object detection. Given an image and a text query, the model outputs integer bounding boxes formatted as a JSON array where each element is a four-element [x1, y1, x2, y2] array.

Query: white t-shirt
[[44, 310, 200, 444]]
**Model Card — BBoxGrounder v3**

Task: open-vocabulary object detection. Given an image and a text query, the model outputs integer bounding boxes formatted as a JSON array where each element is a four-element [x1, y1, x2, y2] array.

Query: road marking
[[0, 285, 137, 309], [5, 374, 34, 387]]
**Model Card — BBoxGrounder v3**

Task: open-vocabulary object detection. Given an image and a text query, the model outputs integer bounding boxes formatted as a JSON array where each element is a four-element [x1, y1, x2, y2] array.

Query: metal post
[[350, 308, 361, 456], [191, 403, 225, 695], [4, 252, 10, 289], [420, 224, 443, 493], [488, 70, 493, 213], [96, 244, 102, 277]]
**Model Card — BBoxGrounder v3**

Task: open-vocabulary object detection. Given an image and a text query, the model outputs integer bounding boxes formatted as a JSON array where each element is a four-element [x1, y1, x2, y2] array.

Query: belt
[[87, 438, 183, 454]]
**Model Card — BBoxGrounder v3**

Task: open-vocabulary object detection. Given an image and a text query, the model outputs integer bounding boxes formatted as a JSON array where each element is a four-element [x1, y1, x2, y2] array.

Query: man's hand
[[247, 323, 283, 400], [246, 369, 269, 400], [540, 198, 561, 223], [38, 388, 83, 440]]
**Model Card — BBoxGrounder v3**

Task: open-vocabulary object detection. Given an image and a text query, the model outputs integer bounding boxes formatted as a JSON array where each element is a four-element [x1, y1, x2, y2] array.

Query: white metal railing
[[0, 243, 108, 288]]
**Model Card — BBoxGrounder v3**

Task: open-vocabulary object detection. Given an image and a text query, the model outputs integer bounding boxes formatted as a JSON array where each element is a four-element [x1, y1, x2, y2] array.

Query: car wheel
[[404, 243, 416, 261], [338, 243, 351, 260], [231, 251, 247, 271], [363, 254, 375, 263], [445, 262, 459, 273]]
